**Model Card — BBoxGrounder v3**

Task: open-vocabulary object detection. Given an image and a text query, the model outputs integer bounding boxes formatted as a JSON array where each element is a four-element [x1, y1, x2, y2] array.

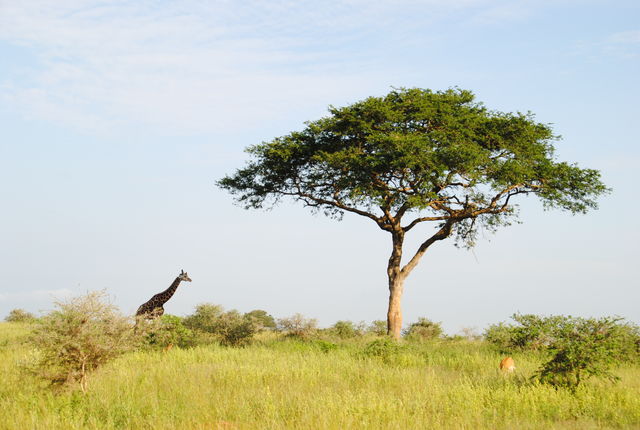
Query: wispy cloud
[[467, 1, 535, 25], [604, 30, 640, 58], [0, 2, 381, 133], [0, 0, 530, 135]]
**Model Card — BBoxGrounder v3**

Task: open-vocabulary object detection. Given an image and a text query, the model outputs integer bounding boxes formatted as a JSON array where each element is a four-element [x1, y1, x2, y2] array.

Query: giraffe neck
[[156, 277, 182, 306]]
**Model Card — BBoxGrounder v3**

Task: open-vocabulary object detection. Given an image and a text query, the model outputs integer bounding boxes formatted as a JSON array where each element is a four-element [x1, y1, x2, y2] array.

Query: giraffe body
[[136, 270, 192, 318]]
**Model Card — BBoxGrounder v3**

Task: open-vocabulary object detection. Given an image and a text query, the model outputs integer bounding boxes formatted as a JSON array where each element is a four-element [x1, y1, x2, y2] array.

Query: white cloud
[[0, 0, 554, 135], [607, 30, 640, 44], [0, 1, 395, 134], [467, 1, 534, 25], [604, 30, 640, 58]]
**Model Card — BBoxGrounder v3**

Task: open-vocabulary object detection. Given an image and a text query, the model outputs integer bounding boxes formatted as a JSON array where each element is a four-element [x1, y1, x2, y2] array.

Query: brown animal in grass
[[499, 356, 515, 372]]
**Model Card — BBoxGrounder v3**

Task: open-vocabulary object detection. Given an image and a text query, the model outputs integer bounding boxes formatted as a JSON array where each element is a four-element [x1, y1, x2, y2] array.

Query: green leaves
[[533, 316, 639, 391], [486, 313, 640, 392], [218, 87, 609, 240]]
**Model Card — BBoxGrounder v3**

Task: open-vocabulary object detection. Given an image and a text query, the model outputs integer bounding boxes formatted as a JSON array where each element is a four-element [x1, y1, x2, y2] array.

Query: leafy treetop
[[219, 88, 608, 247]]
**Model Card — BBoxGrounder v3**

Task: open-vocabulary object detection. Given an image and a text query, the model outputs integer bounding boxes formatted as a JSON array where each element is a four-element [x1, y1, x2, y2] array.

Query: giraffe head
[[179, 270, 192, 282]]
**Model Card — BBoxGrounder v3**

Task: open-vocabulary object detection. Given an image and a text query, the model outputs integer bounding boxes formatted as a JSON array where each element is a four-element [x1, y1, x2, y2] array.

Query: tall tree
[[218, 88, 609, 339]]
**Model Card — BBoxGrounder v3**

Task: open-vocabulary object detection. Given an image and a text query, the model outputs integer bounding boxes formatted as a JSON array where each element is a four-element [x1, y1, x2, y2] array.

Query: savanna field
[[1, 320, 639, 430]]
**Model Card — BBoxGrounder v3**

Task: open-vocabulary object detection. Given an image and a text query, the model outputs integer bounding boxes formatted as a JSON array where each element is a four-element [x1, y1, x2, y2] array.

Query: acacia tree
[[218, 88, 608, 339]]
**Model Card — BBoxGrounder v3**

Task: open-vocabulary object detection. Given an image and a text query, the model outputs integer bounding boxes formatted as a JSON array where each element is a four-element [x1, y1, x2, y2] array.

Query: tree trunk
[[384, 221, 452, 340], [386, 231, 405, 340], [387, 274, 406, 340]]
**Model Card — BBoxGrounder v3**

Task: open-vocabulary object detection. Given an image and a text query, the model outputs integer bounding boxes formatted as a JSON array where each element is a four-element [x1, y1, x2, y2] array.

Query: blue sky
[[1, 0, 638, 333]]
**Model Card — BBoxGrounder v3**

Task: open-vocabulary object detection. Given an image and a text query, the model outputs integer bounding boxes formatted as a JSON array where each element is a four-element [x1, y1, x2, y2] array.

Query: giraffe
[[136, 270, 192, 319]]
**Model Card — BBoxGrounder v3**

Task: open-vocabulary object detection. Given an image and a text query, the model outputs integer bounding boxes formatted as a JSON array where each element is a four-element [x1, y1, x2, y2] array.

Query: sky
[[1, 0, 638, 334]]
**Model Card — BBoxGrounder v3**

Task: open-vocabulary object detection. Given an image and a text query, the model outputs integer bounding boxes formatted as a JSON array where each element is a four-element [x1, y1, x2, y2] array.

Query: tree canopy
[[220, 88, 606, 245], [218, 88, 609, 338]]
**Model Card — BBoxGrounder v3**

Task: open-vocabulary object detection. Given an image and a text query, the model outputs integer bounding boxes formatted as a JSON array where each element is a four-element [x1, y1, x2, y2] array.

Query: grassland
[[1, 322, 639, 430]]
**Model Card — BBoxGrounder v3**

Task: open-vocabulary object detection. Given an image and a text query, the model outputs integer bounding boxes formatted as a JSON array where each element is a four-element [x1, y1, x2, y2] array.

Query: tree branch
[[403, 215, 451, 231], [282, 184, 390, 230], [400, 220, 454, 277]]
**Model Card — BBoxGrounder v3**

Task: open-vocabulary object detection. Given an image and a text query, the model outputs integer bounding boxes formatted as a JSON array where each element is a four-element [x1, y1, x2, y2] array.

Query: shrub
[[314, 339, 338, 353], [277, 313, 318, 339], [403, 317, 443, 341], [140, 314, 200, 349], [244, 309, 277, 331], [183, 304, 258, 346], [29, 291, 136, 392], [485, 314, 567, 352], [360, 338, 403, 363], [331, 320, 364, 339], [618, 322, 640, 361], [368, 320, 387, 336], [486, 314, 640, 358], [533, 316, 639, 391], [215, 310, 258, 346], [484, 322, 516, 351], [182, 303, 225, 332], [4, 308, 37, 323]]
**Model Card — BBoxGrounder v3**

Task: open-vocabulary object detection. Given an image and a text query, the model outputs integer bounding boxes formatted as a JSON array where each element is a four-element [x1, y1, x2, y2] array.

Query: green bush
[[485, 314, 566, 352], [244, 309, 277, 331], [29, 291, 136, 392], [215, 310, 258, 346], [360, 338, 403, 363], [314, 339, 338, 353], [368, 320, 387, 336], [330, 320, 365, 339], [533, 316, 639, 391], [403, 317, 443, 341], [483, 322, 515, 351], [486, 314, 640, 359], [182, 303, 225, 332], [140, 314, 200, 349], [4, 308, 37, 323], [183, 304, 258, 346]]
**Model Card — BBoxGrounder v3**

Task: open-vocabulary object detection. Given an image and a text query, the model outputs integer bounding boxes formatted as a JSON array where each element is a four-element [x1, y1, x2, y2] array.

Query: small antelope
[[499, 356, 515, 372], [164, 343, 174, 353]]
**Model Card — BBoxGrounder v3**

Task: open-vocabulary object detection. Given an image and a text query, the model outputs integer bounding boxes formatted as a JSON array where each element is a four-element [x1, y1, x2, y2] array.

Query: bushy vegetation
[[182, 303, 261, 346], [25, 296, 275, 391], [533, 316, 640, 391], [181, 303, 225, 332], [485, 313, 640, 391], [28, 291, 136, 392], [367, 320, 387, 336], [403, 317, 443, 341], [485, 314, 566, 351], [139, 314, 199, 349], [277, 313, 318, 339], [4, 320, 639, 429], [329, 320, 366, 339], [4, 308, 37, 323], [244, 309, 277, 330], [15, 288, 640, 422], [360, 337, 404, 363]]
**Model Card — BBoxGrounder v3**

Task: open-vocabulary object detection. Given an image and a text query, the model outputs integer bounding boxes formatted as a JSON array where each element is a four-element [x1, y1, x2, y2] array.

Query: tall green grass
[[1, 323, 638, 429]]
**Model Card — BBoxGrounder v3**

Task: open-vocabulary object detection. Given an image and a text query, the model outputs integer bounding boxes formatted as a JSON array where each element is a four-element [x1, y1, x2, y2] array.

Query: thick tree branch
[[400, 220, 454, 277]]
